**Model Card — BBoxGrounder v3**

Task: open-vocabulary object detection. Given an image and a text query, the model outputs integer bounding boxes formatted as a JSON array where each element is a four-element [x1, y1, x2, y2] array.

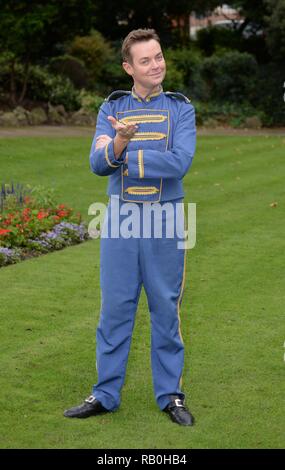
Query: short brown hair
[[122, 28, 161, 63]]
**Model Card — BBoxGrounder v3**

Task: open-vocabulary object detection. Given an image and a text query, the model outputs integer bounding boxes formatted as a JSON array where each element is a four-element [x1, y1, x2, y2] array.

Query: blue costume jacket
[[90, 87, 196, 202]]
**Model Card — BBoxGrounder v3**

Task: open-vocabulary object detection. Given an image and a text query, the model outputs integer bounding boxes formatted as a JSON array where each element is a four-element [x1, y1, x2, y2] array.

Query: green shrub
[[69, 36, 132, 95], [79, 90, 105, 113], [49, 54, 88, 88], [27, 66, 81, 111], [102, 48, 132, 93], [0, 60, 81, 110], [163, 47, 204, 98], [193, 100, 266, 127], [196, 26, 242, 56], [164, 47, 202, 81], [199, 51, 259, 103], [0, 53, 10, 93], [163, 60, 184, 92], [68, 29, 114, 90], [252, 62, 285, 126]]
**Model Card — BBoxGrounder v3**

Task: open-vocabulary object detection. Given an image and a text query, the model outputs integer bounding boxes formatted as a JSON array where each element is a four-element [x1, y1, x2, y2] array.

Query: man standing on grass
[[64, 29, 196, 426]]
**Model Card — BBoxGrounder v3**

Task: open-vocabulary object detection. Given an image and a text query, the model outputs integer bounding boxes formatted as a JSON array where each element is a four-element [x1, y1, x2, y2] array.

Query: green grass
[[0, 134, 284, 448]]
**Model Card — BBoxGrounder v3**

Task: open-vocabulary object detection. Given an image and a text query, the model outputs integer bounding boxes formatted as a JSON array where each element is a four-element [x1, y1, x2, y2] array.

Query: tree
[[264, 0, 285, 62], [0, 0, 94, 105], [227, 0, 268, 32], [227, 0, 285, 62], [91, 0, 221, 45]]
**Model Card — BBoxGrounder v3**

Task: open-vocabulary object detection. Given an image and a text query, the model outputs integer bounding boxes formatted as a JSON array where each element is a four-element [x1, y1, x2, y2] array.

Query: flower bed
[[0, 183, 90, 267]]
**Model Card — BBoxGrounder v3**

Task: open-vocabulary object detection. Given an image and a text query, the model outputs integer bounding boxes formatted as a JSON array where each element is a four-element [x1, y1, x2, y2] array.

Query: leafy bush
[[79, 90, 105, 113], [163, 47, 205, 99], [164, 47, 202, 82], [162, 59, 184, 92], [0, 52, 11, 95], [27, 65, 81, 111], [68, 30, 114, 90], [0, 61, 81, 110], [199, 51, 259, 103], [102, 48, 132, 93], [27, 185, 58, 209], [252, 62, 285, 126], [196, 26, 242, 57], [49, 54, 89, 88], [193, 100, 266, 127]]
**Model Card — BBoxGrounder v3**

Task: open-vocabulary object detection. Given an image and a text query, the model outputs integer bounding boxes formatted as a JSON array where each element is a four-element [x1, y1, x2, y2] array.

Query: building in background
[[190, 4, 244, 38]]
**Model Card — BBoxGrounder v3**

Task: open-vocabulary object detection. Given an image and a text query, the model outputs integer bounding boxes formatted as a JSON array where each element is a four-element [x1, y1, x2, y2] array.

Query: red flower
[[58, 204, 66, 209], [0, 228, 11, 236], [22, 208, 31, 222], [57, 210, 69, 217], [37, 211, 49, 219]]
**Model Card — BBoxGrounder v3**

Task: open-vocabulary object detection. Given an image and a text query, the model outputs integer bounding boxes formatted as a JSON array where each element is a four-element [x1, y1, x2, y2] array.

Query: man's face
[[123, 39, 166, 90]]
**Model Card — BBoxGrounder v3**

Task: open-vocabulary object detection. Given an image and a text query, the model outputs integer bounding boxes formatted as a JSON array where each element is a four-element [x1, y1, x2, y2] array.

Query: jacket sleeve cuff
[[104, 140, 126, 168]]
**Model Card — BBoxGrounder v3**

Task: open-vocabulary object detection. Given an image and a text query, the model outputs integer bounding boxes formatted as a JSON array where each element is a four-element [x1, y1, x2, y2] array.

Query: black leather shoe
[[164, 396, 195, 426], [63, 395, 109, 418]]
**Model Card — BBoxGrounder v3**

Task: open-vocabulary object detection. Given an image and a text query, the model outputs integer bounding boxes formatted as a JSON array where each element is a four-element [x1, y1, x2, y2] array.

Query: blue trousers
[[92, 197, 187, 411]]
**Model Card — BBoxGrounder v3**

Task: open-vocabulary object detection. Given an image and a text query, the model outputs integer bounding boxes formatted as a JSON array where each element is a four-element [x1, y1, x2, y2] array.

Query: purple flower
[[1, 222, 89, 268], [0, 247, 14, 256], [47, 222, 89, 241], [44, 232, 58, 239], [0, 246, 22, 266]]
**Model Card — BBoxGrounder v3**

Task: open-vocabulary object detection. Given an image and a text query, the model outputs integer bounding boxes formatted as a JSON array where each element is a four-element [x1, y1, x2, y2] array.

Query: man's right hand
[[107, 115, 139, 160], [107, 116, 138, 141]]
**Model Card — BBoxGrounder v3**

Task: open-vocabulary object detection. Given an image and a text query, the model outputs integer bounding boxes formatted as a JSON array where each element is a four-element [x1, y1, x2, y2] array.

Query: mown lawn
[[0, 134, 284, 449]]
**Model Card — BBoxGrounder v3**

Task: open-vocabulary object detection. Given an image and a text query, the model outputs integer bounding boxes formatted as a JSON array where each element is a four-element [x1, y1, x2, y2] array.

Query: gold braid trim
[[104, 142, 119, 168], [125, 186, 159, 195], [120, 114, 167, 124], [130, 132, 166, 141], [138, 150, 144, 178], [177, 237, 187, 388]]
